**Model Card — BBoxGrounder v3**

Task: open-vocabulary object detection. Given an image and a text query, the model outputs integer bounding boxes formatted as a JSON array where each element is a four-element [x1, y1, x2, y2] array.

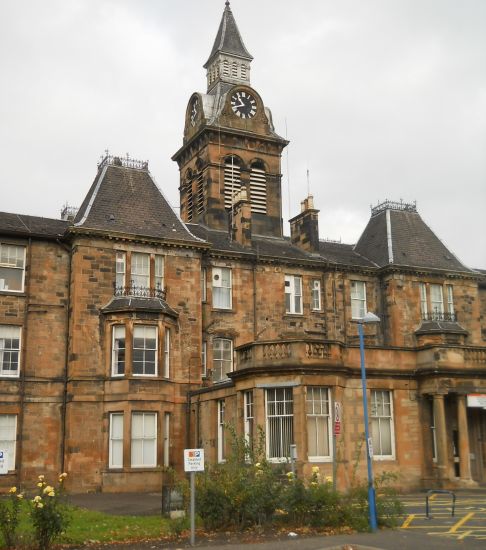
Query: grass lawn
[[1, 503, 176, 548]]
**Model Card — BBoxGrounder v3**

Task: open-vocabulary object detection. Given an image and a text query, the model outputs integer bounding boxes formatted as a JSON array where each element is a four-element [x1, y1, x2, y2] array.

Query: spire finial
[[225, 1, 230, 7]]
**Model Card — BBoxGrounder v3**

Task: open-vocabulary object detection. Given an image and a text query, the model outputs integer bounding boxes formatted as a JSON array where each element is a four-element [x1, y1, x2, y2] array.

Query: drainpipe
[[59, 240, 73, 474], [17, 237, 32, 486]]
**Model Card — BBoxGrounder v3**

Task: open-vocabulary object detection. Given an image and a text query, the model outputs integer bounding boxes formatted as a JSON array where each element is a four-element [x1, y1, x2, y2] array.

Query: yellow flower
[[37, 482, 43, 488], [59, 472, 67, 479], [325, 475, 333, 483], [311, 481, 318, 486], [33, 496, 42, 503], [286, 471, 295, 479], [254, 462, 261, 468], [47, 491, 55, 497], [36, 502, 44, 509], [38, 475, 45, 482], [17, 494, 23, 500], [43, 485, 54, 494], [311, 466, 320, 474], [9, 486, 17, 493]]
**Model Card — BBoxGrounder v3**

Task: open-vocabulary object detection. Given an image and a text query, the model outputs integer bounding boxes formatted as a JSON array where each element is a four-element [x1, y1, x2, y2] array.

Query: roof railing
[[371, 199, 417, 217], [98, 150, 149, 171]]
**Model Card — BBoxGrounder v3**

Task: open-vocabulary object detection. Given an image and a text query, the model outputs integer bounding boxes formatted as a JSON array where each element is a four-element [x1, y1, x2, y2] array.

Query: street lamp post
[[357, 311, 380, 532]]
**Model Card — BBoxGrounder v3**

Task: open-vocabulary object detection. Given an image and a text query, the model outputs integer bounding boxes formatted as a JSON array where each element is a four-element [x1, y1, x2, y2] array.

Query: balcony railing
[[114, 284, 166, 300], [421, 312, 457, 322]]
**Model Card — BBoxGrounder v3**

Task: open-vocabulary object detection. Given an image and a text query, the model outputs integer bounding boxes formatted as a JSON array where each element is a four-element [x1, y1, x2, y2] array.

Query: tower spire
[[204, 2, 253, 94]]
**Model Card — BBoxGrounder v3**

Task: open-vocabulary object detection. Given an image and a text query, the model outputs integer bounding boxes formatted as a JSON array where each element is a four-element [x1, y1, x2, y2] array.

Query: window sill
[[372, 456, 396, 462], [211, 308, 235, 313], [283, 313, 304, 318], [308, 457, 332, 463], [0, 291, 26, 296]]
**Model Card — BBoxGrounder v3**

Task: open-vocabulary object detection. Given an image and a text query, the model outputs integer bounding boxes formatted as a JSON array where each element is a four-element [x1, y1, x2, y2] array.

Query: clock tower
[[172, 1, 288, 239]]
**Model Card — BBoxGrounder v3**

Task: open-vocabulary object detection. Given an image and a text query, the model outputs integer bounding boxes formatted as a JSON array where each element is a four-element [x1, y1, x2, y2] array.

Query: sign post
[[332, 402, 342, 490], [184, 449, 205, 546]]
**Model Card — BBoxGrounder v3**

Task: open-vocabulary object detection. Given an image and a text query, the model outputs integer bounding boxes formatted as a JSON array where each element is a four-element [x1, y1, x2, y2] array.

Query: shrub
[[30, 473, 70, 550], [0, 486, 24, 548], [195, 428, 281, 529]]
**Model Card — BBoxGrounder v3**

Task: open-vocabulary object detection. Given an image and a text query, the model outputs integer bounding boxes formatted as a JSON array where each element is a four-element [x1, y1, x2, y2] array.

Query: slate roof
[[354, 206, 472, 272], [204, 1, 253, 68], [101, 296, 178, 317], [187, 223, 377, 268], [73, 162, 201, 244], [0, 212, 68, 238]]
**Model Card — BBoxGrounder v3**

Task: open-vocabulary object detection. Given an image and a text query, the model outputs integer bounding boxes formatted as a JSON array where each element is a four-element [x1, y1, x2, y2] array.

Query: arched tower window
[[241, 64, 247, 79], [250, 161, 267, 214], [223, 60, 229, 77], [231, 61, 238, 77], [224, 156, 242, 210]]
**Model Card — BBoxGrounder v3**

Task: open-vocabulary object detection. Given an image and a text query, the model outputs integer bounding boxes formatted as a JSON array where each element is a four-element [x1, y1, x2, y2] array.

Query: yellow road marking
[[448, 512, 475, 533], [401, 514, 415, 528], [458, 530, 473, 540]]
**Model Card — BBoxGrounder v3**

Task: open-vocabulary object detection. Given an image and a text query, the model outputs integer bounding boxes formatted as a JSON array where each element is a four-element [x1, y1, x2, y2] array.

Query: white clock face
[[190, 97, 199, 126], [231, 91, 257, 119]]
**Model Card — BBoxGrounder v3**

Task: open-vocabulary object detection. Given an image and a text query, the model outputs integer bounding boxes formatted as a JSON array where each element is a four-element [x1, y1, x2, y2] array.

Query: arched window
[[250, 161, 267, 214], [231, 61, 238, 77], [223, 60, 229, 76], [224, 156, 241, 209], [241, 64, 247, 79]]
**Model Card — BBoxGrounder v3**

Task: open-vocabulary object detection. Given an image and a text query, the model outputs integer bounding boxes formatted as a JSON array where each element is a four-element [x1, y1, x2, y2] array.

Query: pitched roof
[[0, 211, 68, 239], [73, 160, 201, 244], [354, 203, 472, 272], [204, 1, 253, 68], [318, 241, 376, 268]]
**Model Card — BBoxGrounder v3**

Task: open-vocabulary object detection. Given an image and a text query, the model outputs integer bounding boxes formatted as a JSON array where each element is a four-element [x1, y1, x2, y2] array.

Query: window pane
[[131, 253, 150, 287], [0, 415, 16, 470]]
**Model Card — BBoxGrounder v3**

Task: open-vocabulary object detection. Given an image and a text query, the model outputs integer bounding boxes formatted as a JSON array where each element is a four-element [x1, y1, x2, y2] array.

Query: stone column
[[433, 394, 448, 483], [457, 395, 473, 482]]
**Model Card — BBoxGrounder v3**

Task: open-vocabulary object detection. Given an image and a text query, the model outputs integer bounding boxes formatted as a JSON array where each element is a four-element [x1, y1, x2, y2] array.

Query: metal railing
[[113, 284, 166, 300], [421, 312, 457, 322]]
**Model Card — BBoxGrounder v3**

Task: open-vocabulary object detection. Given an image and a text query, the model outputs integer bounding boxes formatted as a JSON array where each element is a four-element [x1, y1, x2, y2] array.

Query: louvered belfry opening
[[196, 171, 204, 215], [224, 155, 241, 209], [185, 171, 194, 222], [250, 161, 267, 214]]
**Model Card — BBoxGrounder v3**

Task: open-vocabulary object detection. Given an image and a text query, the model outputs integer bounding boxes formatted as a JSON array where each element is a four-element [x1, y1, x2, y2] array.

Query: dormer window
[[114, 251, 165, 297]]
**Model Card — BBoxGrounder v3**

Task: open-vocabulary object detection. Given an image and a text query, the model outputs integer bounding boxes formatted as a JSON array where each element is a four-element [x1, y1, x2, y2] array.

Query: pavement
[[67, 489, 486, 549]]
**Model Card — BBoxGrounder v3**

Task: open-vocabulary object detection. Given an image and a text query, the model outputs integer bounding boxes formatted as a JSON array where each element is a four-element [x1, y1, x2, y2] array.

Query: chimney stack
[[289, 195, 320, 252]]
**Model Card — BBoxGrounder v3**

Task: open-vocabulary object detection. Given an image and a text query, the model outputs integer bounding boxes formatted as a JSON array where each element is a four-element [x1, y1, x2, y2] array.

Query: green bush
[[0, 486, 24, 548], [195, 428, 281, 529]]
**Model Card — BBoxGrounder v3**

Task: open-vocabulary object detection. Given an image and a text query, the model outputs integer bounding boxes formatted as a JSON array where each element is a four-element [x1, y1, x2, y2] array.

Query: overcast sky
[[1, 0, 485, 268]]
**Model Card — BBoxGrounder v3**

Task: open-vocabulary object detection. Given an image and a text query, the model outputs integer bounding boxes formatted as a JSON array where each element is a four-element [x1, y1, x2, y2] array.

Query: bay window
[[266, 388, 293, 461], [131, 412, 157, 467], [306, 387, 332, 461], [132, 326, 157, 376]]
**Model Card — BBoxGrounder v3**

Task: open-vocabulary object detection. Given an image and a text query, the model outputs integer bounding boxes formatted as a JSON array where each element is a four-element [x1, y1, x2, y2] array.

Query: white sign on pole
[[0, 451, 9, 475], [467, 394, 486, 408], [184, 449, 205, 472], [367, 438, 374, 459]]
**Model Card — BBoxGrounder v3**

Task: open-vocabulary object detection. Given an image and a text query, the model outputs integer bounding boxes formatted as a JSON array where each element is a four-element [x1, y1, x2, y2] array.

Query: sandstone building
[[1, 2, 485, 493]]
